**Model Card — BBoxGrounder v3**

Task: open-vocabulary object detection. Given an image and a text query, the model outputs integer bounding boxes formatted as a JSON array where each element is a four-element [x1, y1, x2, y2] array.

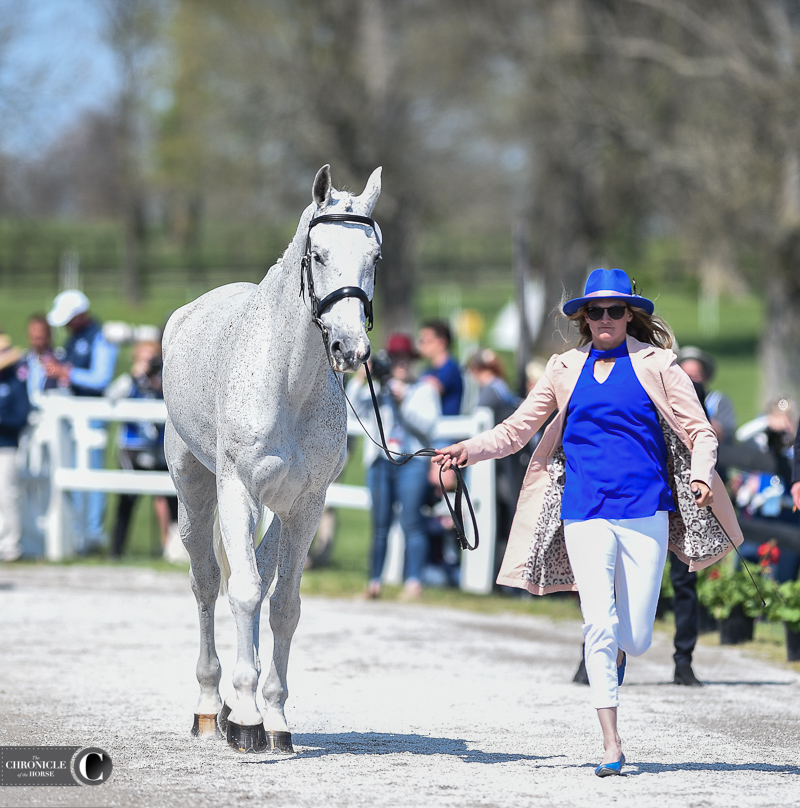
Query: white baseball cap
[[47, 290, 90, 328]]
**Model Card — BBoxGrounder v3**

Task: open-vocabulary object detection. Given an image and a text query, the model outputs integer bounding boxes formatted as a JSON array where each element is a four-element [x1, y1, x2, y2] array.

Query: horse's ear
[[313, 165, 332, 208], [355, 166, 382, 215]]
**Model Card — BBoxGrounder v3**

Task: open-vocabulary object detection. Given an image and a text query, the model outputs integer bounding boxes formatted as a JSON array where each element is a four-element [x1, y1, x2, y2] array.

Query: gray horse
[[162, 165, 381, 753]]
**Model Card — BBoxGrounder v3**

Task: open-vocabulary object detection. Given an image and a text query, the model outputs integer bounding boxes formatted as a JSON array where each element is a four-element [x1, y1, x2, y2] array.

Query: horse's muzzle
[[329, 337, 370, 372]]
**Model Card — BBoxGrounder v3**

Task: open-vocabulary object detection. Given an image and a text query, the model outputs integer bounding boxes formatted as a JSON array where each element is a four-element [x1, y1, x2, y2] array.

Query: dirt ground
[[0, 564, 798, 808]]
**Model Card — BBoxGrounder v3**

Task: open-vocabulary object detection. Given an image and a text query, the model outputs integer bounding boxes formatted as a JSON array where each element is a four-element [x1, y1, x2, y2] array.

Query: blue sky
[[3, 0, 118, 157]]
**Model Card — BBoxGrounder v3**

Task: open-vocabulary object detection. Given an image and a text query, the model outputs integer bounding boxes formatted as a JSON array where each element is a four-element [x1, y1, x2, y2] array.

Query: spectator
[[467, 348, 524, 571], [733, 397, 800, 583], [676, 346, 736, 445], [0, 334, 32, 562], [17, 315, 64, 558], [791, 420, 800, 515], [420, 462, 461, 588], [45, 289, 119, 553], [417, 320, 463, 416], [525, 358, 548, 395], [347, 333, 440, 599], [23, 314, 64, 404], [106, 340, 178, 560]]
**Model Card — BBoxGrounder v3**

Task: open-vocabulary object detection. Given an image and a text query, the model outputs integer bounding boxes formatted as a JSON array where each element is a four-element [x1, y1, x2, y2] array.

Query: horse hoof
[[217, 703, 232, 734], [226, 721, 267, 753], [266, 731, 294, 753], [191, 713, 223, 740]]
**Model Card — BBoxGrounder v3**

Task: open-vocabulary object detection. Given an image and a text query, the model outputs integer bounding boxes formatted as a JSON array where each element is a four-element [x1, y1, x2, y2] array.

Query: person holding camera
[[106, 339, 178, 559], [347, 333, 441, 599], [45, 290, 119, 553]]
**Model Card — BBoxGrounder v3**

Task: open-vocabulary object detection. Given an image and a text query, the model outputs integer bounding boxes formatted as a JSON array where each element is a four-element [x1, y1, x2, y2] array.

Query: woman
[[347, 333, 441, 599], [434, 268, 742, 776], [106, 340, 178, 559]]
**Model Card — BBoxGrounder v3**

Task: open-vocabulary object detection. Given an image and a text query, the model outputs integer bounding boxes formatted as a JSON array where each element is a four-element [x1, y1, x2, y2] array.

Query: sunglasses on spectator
[[585, 305, 628, 321]]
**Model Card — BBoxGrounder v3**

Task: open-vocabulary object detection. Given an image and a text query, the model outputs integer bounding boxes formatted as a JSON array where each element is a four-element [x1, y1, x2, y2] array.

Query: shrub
[[696, 561, 765, 621]]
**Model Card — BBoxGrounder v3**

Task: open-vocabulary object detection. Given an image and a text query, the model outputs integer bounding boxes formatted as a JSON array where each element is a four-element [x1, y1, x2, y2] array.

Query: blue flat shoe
[[595, 753, 625, 777], [617, 652, 627, 686]]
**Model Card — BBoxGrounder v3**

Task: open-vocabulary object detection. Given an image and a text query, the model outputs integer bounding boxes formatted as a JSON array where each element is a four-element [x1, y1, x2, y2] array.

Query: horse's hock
[[162, 165, 383, 753]]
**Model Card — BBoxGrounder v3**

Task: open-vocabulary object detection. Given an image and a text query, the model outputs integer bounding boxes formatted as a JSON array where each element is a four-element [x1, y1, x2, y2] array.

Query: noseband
[[300, 213, 381, 335]]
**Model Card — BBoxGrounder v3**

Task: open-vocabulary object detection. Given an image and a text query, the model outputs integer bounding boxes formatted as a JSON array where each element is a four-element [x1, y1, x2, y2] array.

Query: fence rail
[[34, 396, 497, 594]]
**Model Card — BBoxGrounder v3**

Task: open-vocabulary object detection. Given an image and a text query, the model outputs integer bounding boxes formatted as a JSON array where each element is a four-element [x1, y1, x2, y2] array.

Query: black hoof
[[191, 713, 223, 740], [266, 731, 294, 753], [217, 703, 232, 734], [227, 720, 267, 753]]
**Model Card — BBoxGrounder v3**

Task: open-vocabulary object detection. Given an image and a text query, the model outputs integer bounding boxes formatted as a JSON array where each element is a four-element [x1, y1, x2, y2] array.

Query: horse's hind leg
[[261, 492, 326, 753], [165, 421, 222, 740]]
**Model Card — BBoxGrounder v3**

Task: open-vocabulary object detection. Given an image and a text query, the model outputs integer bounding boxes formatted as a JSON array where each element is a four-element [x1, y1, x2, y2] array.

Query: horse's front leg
[[216, 473, 266, 752], [261, 492, 326, 753], [165, 422, 222, 740]]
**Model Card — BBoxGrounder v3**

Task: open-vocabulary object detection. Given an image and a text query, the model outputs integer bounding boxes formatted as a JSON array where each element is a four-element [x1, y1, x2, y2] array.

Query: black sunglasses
[[585, 305, 628, 321]]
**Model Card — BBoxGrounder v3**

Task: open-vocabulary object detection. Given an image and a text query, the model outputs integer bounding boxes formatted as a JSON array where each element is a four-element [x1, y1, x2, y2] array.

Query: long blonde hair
[[566, 304, 674, 349]]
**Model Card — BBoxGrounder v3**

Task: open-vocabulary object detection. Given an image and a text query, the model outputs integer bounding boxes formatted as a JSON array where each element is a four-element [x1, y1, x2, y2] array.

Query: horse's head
[[304, 164, 382, 373]]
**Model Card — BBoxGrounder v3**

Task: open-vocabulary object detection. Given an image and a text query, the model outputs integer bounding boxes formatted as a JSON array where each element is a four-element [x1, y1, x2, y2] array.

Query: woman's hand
[[691, 481, 713, 508], [433, 442, 469, 470], [791, 481, 800, 511]]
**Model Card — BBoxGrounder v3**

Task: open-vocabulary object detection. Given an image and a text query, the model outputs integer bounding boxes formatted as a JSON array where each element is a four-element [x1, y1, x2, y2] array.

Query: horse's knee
[[228, 572, 261, 614]]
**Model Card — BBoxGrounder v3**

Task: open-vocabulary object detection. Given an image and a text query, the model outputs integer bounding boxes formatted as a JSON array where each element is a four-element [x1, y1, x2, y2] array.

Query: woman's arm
[[434, 354, 559, 468], [664, 356, 717, 506]]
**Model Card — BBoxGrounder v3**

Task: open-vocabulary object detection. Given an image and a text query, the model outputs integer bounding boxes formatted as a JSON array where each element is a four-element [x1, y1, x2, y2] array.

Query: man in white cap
[[45, 290, 118, 553]]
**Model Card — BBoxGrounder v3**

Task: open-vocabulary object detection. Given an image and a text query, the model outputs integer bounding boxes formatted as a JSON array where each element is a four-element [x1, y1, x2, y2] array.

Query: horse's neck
[[252, 249, 334, 398]]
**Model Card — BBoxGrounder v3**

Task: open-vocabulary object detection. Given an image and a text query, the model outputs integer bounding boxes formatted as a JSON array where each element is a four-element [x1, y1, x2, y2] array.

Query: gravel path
[[1, 564, 798, 808]]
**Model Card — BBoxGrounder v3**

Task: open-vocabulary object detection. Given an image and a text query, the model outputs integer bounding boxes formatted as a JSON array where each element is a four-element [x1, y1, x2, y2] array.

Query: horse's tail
[[213, 506, 272, 598], [212, 509, 231, 597]]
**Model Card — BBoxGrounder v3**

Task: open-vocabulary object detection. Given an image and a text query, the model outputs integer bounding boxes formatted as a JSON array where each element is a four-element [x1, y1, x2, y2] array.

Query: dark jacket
[[0, 362, 32, 448]]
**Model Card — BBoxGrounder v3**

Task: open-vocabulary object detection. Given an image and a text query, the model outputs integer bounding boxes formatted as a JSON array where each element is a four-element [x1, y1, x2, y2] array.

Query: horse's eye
[[312, 252, 325, 265]]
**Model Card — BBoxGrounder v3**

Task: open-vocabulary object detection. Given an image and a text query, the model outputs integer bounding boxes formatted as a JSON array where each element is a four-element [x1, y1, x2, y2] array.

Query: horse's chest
[[231, 405, 345, 506]]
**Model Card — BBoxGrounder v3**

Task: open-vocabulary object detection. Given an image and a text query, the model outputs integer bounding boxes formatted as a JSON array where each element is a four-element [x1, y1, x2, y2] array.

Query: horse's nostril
[[330, 340, 342, 356]]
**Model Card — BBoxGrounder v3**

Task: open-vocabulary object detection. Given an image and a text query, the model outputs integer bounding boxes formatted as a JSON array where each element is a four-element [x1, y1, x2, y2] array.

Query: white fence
[[32, 396, 498, 594]]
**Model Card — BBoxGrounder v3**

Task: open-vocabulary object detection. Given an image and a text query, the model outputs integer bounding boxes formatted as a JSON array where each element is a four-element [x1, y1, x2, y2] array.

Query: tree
[[97, 0, 165, 304]]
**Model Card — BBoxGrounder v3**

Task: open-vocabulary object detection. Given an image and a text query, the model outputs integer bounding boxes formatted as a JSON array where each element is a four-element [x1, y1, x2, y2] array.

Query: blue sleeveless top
[[561, 343, 674, 520]]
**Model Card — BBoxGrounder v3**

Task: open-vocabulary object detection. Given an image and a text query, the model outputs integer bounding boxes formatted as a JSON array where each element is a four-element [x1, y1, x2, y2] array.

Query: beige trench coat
[[462, 335, 743, 595]]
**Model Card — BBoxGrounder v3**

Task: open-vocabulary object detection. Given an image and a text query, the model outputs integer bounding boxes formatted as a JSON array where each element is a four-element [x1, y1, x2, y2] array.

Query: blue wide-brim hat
[[562, 268, 654, 316]]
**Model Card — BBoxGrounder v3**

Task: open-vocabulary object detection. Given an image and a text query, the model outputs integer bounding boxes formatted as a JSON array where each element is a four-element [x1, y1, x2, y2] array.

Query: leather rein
[[299, 211, 479, 553]]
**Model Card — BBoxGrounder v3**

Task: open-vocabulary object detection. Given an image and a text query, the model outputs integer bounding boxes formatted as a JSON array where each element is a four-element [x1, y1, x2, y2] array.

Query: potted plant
[[696, 562, 764, 645], [765, 579, 800, 662]]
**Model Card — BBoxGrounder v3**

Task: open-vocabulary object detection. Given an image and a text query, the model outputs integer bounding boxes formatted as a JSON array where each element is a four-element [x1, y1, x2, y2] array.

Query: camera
[[369, 350, 393, 385], [146, 356, 163, 377]]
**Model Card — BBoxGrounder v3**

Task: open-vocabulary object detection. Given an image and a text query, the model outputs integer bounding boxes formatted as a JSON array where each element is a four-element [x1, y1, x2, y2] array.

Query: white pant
[[564, 512, 669, 709], [0, 447, 22, 561]]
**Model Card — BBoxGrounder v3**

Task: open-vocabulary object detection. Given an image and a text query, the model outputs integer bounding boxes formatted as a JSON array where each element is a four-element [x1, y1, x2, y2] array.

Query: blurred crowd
[[0, 289, 182, 564], [3, 294, 800, 616]]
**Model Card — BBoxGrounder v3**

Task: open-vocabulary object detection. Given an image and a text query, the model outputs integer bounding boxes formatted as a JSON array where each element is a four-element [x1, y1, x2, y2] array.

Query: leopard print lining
[[522, 420, 732, 590], [523, 447, 572, 591], [658, 413, 733, 563]]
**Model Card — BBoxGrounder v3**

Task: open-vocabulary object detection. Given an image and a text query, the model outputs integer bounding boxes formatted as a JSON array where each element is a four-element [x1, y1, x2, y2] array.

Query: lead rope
[[701, 499, 784, 608], [341, 364, 479, 552]]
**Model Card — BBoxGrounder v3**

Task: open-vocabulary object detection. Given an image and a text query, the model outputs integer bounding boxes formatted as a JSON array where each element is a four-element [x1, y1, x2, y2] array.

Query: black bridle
[[300, 213, 381, 335], [301, 210, 480, 554]]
